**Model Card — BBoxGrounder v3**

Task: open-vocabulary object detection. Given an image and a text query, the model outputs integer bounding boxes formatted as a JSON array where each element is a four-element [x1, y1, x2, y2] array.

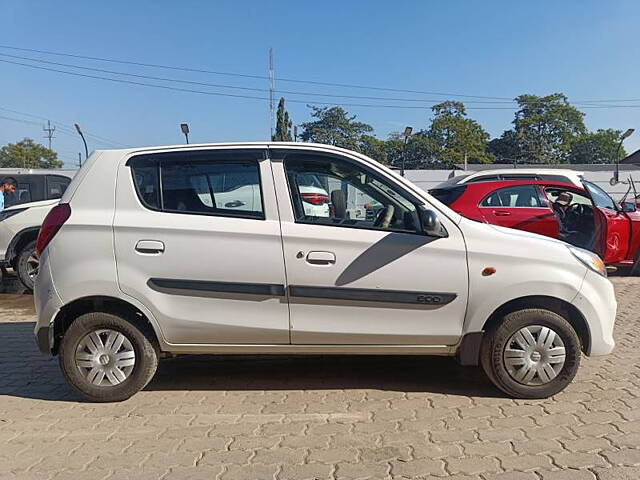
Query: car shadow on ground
[[0, 320, 502, 403]]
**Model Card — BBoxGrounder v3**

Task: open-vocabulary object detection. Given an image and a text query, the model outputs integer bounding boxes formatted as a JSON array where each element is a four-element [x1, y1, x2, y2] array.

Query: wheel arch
[[482, 295, 591, 355], [51, 296, 161, 355], [6, 227, 39, 266]]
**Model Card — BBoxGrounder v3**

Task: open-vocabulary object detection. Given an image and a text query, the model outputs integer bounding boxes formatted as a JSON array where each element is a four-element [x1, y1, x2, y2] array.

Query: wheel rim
[[503, 325, 566, 386], [75, 329, 136, 387], [26, 252, 39, 280]]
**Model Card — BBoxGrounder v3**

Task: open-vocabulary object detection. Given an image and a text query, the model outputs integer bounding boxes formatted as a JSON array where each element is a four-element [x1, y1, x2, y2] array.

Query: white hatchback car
[[34, 143, 616, 402]]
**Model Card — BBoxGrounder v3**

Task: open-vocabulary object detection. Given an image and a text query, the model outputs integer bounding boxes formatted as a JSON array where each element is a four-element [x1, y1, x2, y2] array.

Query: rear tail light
[[300, 192, 329, 205], [36, 203, 71, 256]]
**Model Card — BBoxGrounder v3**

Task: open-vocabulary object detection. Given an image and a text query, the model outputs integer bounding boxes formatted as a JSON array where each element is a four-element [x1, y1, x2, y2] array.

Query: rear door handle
[[135, 240, 165, 254], [306, 251, 336, 265], [493, 210, 511, 217]]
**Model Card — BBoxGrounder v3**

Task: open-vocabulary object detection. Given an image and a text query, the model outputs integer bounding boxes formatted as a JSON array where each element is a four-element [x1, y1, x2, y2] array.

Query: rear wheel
[[59, 312, 158, 402], [480, 308, 581, 399], [16, 240, 38, 290]]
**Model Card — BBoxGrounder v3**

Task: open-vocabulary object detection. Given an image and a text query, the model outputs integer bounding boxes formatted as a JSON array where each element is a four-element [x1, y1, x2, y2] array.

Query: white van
[[33, 143, 616, 401]]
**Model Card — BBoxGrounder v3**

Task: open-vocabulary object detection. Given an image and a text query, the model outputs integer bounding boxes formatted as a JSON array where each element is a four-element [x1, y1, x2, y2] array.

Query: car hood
[[3, 199, 59, 211], [487, 223, 567, 246]]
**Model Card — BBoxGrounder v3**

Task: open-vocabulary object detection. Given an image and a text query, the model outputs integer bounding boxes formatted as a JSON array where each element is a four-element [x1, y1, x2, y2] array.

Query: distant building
[[621, 149, 640, 165]]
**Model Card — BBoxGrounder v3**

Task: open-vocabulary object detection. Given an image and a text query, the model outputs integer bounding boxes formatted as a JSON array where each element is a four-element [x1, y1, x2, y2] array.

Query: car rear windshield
[[429, 185, 466, 205]]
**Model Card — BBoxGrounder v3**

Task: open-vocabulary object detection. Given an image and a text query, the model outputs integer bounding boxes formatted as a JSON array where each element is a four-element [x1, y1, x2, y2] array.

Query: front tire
[[480, 309, 581, 399], [59, 312, 158, 402], [16, 240, 38, 290]]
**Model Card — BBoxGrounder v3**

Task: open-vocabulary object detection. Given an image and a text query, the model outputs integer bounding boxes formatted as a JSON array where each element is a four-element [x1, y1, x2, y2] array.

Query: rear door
[[478, 184, 558, 238], [583, 181, 630, 263], [113, 147, 290, 345]]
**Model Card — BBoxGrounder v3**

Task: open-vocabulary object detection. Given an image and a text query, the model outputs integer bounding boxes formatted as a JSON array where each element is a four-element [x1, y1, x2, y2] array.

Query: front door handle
[[306, 251, 336, 265], [493, 210, 511, 217], [135, 240, 165, 254]]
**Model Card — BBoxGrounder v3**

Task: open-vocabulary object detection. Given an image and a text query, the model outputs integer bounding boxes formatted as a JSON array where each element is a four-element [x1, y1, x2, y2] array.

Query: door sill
[[164, 344, 455, 355]]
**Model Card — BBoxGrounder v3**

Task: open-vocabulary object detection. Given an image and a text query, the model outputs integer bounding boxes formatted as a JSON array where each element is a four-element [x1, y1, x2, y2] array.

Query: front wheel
[[59, 312, 158, 402], [480, 309, 581, 399]]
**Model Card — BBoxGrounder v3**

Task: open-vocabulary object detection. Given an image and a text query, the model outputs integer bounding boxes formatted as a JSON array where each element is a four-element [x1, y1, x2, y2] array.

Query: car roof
[[457, 179, 586, 191]]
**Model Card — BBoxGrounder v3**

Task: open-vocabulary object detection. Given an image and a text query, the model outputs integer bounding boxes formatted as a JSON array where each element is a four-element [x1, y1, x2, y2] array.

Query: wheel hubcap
[[26, 253, 39, 280], [503, 325, 566, 386], [74, 329, 136, 387]]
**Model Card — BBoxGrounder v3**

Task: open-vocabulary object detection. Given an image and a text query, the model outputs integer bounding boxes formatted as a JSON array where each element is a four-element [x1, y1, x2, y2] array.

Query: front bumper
[[572, 269, 617, 356]]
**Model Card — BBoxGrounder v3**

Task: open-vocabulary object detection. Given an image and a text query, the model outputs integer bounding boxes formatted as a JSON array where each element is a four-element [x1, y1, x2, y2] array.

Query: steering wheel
[[373, 204, 395, 229], [568, 203, 586, 217]]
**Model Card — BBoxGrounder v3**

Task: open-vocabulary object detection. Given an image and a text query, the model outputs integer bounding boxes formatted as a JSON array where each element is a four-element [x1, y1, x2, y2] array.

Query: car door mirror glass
[[419, 207, 448, 237], [622, 201, 637, 213]]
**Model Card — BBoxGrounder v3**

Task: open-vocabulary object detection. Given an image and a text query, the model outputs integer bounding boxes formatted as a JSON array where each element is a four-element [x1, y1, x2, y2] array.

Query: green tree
[[512, 93, 586, 163], [426, 101, 492, 166], [385, 132, 440, 169], [0, 138, 63, 168], [272, 97, 293, 141], [568, 129, 627, 164], [487, 130, 520, 163], [360, 135, 390, 164], [300, 106, 373, 151]]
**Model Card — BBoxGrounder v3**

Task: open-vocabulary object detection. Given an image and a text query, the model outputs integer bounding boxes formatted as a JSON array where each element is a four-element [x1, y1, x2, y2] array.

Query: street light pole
[[180, 123, 190, 144], [74, 123, 89, 160], [401, 126, 413, 177], [611, 128, 635, 185]]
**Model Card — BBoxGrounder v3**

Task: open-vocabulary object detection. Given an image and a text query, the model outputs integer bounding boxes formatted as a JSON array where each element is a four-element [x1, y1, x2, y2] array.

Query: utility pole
[[43, 120, 56, 150], [77, 152, 82, 168], [268, 48, 275, 140]]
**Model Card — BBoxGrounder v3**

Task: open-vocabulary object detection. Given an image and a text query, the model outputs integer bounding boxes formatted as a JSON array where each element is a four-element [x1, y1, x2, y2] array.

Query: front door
[[113, 148, 290, 345], [270, 148, 468, 346], [583, 181, 630, 263]]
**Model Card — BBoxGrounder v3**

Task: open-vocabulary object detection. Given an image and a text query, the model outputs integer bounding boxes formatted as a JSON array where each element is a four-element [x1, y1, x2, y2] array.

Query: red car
[[430, 179, 640, 271]]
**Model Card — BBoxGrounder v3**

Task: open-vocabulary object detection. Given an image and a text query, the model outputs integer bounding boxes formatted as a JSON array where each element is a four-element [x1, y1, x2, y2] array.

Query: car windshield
[[583, 181, 616, 210]]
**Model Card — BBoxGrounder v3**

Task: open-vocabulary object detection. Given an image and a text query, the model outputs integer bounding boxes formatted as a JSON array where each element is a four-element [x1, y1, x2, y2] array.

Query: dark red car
[[430, 179, 640, 271]]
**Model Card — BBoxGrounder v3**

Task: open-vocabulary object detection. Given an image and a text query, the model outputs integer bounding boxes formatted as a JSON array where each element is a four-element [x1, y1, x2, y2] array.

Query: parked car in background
[[443, 168, 584, 188], [0, 169, 76, 207], [34, 143, 615, 402], [430, 179, 640, 273], [0, 170, 76, 289]]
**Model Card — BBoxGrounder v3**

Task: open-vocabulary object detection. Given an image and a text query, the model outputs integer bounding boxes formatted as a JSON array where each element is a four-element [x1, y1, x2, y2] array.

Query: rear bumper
[[35, 324, 53, 354], [572, 270, 617, 356], [33, 250, 63, 356]]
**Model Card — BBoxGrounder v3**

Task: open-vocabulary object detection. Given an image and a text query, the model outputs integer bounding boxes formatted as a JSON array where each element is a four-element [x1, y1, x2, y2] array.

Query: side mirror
[[418, 207, 448, 238], [622, 201, 637, 213]]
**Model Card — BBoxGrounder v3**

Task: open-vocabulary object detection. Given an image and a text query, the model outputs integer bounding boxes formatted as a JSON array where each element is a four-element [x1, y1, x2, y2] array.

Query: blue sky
[[1, 0, 640, 167]]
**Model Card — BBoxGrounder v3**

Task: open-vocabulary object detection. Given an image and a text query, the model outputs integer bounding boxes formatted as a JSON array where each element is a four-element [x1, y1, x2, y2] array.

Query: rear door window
[[46, 176, 71, 199], [130, 155, 264, 219]]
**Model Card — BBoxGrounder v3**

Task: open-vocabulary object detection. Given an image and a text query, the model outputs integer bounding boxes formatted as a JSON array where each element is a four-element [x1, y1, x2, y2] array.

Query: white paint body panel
[[455, 168, 584, 186], [112, 149, 290, 344], [33, 142, 616, 359], [0, 199, 58, 262]]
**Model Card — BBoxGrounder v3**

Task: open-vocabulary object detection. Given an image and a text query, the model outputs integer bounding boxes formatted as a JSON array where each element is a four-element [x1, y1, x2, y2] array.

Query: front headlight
[[568, 246, 607, 277], [0, 208, 27, 222]]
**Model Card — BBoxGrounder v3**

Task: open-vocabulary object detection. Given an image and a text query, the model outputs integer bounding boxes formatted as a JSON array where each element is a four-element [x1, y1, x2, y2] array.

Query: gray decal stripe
[[289, 286, 456, 305], [148, 278, 285, 296]]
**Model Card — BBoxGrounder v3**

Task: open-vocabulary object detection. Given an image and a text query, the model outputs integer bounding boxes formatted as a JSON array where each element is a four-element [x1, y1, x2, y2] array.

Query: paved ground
[[0, 273, 639, 480]]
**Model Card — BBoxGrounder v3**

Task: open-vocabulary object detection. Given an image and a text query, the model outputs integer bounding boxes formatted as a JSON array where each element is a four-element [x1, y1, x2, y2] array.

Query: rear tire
[[480, 308, 581, 399], [59, 312, 158, 402], [16, 240, 38, 290]]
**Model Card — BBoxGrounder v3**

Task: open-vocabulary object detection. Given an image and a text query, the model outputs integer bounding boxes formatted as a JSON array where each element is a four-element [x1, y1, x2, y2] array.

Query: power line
[[0, 106, 126, 147], [0, 52, 519, 104], [4, 55, 640, 113], [0, 44, 516, 100]]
